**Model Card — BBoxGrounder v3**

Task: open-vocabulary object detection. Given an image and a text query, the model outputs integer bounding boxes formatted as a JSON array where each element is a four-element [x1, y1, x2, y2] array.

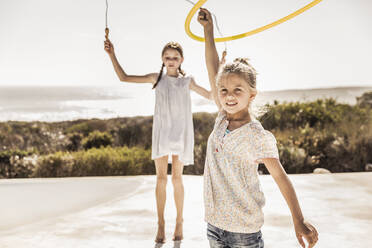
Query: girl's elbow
[[208, 91, 214, 101], [119, 75, 128, 82]]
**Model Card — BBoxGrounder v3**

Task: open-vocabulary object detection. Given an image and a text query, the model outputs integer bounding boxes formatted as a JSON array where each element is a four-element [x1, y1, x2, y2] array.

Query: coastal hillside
[[0, 91, 371, 178]]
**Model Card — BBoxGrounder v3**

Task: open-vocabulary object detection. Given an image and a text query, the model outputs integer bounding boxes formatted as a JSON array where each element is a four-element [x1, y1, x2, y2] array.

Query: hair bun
[[233, 57, 250, 65]]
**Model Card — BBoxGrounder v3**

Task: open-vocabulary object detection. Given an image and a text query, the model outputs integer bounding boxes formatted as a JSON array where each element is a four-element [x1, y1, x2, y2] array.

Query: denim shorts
[[207, 223, 264, 248]]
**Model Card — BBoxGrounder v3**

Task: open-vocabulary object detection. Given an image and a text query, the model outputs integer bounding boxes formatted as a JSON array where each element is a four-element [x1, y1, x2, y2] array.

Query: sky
[[0, 0, 371, 92]]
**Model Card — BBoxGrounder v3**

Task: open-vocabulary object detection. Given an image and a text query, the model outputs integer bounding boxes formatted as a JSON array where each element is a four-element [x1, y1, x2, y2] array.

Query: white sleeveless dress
[[151, 74, 194, 165]]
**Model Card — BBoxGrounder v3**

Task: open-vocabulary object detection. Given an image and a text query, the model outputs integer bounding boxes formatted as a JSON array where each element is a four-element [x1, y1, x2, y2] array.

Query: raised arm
[[104, 39, 157, 85], [198, 8, 221, 110]]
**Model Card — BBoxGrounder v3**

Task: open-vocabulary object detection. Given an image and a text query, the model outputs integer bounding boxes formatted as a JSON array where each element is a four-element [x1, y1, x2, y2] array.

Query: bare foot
[[155, 223, 166, 244], [173, 221, 183, 241]]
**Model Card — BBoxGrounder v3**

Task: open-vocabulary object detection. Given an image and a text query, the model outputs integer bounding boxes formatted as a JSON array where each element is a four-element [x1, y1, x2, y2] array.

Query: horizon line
[[0, 84, 371, 92]]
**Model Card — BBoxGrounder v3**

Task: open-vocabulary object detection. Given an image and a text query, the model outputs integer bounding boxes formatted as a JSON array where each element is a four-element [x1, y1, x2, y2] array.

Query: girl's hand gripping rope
[[197, 8, 212, 28], [104, 39, 114, 56], [198, 8, 227, 66]]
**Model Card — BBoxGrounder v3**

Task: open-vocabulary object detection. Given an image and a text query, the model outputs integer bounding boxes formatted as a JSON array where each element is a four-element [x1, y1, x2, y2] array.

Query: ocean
[[0, 86, 371, 122]]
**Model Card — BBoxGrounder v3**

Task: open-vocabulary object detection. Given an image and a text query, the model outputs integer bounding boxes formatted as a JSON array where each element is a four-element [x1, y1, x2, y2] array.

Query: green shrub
[[357, 91, 372, 108], [33, 152, 73, 177], [82, 131, 113, 150], [66, 132, 83, 151], [118, 124, 143, 147], [117, 118, 153, 149], [33, 146, 153, 177], [259, 99, 369, 131], [0, 150, 35, 178], [66, 120, 107, 136]]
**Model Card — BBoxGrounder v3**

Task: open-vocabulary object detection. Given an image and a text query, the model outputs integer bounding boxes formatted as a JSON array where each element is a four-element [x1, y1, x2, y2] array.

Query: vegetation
[[0, 91, 371, 178], [82, 131, 114, 150], [32, 146, 153, 178]]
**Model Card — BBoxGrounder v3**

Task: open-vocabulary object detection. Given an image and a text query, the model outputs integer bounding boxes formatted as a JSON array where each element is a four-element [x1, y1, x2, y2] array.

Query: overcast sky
[[1, 0, 371, 91]]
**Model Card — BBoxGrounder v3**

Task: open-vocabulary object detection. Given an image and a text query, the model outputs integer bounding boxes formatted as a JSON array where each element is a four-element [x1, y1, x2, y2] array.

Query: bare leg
[[154, 156, 169, 243], [171, 155, 185, 241]]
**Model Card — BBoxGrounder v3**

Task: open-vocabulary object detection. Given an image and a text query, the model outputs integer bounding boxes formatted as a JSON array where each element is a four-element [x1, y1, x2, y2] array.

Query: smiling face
[[162, 48, 184, 72], [217, 73, 256, 115]]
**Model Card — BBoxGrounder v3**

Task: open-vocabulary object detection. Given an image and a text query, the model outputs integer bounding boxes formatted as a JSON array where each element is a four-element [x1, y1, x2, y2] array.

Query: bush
[[33, 152, 73, 177], [118, 124, 144, 148], [66, 132, 83, 151], [259, 99, 369, 131], [357, 91, 372, 108], [82, 131, 113, 150], [66, 120, 107, 136], [33, 146, 154, 177], [117, 118, 153, 149], [0, 150, 35, 178]]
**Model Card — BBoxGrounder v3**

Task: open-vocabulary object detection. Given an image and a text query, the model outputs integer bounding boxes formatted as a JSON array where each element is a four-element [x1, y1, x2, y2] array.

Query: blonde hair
[[216, 57, 257, 91], [216, 57, 259, 117]]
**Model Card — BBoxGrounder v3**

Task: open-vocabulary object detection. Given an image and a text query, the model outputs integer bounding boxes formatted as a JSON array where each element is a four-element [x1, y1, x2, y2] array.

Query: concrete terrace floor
[[0, 173, 371, 248]]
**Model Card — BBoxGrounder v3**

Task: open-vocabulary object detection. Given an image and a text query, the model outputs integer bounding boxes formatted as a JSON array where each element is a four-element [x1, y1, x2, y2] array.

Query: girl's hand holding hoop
[[197, 8, 212, 28]]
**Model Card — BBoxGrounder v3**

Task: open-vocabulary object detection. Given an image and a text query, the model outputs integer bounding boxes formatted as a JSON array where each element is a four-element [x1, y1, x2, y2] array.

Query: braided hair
[[153, 42, 186, 89]]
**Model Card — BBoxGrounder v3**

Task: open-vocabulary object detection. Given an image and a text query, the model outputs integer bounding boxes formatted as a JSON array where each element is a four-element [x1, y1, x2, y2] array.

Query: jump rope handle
[[105, 27, 110, 40], [220, 50, 227, 65], [201, 11, 207, 21]]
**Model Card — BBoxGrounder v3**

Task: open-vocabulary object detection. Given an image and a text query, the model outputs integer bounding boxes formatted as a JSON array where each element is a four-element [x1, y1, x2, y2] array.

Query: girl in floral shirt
[[198, 8, 318, 248]]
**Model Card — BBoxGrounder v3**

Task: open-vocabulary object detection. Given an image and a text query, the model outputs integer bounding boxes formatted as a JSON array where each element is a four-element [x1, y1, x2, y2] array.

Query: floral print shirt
[[204, 111, 279, 233]]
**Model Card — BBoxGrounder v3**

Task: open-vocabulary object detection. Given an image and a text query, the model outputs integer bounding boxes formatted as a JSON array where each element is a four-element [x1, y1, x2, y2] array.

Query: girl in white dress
[[104, 40, 212, 243]]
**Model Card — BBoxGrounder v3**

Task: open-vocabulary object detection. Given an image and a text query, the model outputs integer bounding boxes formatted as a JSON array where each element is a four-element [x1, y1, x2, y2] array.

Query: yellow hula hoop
[[185, 0, 323, 42]]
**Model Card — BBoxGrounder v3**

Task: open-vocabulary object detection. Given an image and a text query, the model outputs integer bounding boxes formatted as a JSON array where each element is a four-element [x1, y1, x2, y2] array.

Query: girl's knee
[[156, 175, 168, 185], [171, 175, 183, 185]]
